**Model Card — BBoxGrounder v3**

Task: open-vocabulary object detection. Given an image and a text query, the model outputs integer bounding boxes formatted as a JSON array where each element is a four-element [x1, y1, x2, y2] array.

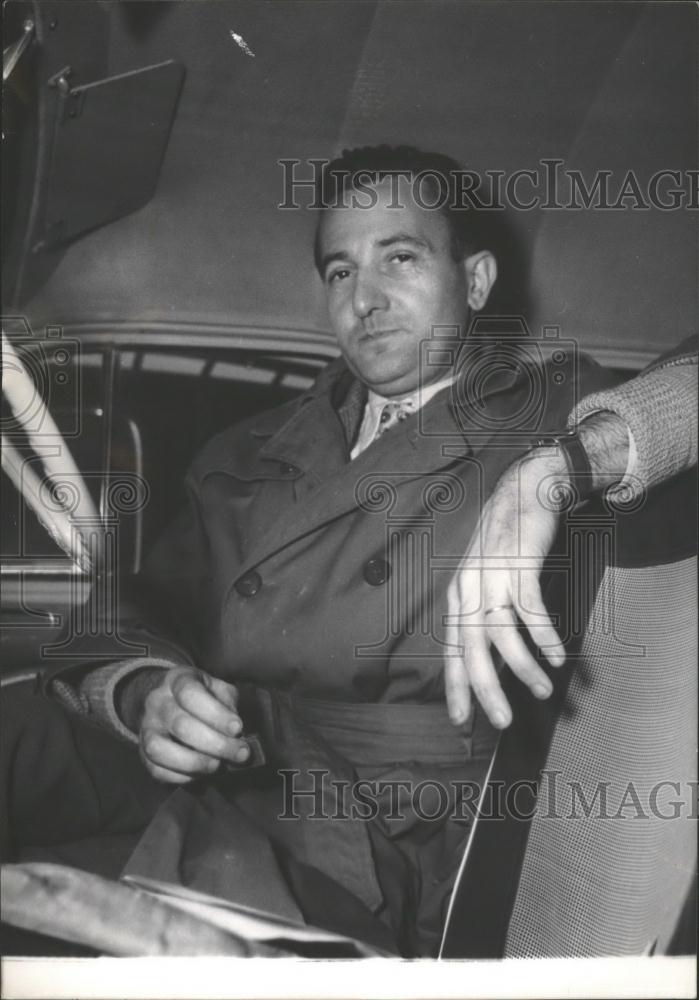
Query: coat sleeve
[[44, 472, 208, 742], [44, 394, 303, 740], [568, 336, 698, 495]]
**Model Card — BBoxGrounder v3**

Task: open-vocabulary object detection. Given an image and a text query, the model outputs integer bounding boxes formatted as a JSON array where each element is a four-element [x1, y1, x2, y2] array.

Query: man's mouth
[[359, 327, 401, 341]]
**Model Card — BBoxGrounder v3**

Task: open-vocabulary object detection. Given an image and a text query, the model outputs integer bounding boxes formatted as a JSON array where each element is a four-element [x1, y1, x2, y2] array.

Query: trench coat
[[97, 344, 614, 950], [142, 348, 615, 697], [36, 341, 616, 954]]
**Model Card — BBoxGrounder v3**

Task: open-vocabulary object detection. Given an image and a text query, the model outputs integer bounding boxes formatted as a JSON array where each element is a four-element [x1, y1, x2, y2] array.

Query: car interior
[[1, 0, 697, 962]]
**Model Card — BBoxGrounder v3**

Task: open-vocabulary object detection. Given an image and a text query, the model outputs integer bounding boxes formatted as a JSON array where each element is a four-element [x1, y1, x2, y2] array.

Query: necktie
[[374, 398, 416, 441]]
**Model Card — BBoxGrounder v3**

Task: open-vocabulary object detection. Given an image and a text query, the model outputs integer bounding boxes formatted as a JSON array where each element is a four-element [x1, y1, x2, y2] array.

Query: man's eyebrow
[[377, 233, 434, 251]]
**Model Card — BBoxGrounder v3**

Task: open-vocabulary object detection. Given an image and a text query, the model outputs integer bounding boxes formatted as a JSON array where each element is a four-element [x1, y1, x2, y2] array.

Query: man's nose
[[352, 269, 389, 318]]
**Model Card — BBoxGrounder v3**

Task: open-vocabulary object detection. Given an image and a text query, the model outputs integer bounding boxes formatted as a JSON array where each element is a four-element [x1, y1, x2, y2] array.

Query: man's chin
[[356, 367, 419, 397]]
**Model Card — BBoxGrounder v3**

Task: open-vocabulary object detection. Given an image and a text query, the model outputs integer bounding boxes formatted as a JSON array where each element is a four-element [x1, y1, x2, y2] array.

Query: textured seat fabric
[[505, 557, 697, 956], [441, 467, 697, 959]]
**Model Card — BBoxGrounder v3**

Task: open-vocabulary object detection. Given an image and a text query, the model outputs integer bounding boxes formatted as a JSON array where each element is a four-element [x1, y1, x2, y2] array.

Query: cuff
[[568, 363, 697, 496], [48, 657, 178, 744]]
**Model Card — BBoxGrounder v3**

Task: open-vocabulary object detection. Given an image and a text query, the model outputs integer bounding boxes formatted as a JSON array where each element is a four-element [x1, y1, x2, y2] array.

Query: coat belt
[[250, 688, 498, 770], [283, 694, 497, 767]]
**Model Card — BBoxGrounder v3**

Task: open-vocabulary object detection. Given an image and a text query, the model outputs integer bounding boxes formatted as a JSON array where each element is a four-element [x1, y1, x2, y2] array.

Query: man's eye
[[391, 252, 415, 264], [328, 268, 351, 284]]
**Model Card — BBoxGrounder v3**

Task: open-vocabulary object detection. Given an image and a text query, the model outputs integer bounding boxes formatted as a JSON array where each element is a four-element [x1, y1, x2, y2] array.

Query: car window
[[1, 341, 329, 571], [112, 345, 327, 550]]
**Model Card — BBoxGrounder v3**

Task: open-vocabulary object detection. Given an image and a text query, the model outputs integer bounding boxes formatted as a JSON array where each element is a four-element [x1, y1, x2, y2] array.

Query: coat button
[[363, 557, 390, 586], [281, 463, 298, 476], [235, 571, 262, 597]]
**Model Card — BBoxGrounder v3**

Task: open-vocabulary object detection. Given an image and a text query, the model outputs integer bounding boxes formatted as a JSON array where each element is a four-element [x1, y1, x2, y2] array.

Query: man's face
[[316, 179, 495, 397]]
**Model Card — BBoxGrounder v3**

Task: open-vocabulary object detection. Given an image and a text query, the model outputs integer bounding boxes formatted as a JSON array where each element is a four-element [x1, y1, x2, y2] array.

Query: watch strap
[[532, 428, 595, 498]]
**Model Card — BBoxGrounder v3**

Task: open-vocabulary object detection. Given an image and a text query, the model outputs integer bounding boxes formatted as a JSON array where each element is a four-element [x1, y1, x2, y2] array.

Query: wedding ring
[[484, 604, 515, 617]]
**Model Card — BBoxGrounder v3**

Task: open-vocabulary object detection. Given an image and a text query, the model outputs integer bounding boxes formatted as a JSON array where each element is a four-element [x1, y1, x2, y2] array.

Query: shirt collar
[[350, 374, 455, 460], [366, 373, 455, 415]]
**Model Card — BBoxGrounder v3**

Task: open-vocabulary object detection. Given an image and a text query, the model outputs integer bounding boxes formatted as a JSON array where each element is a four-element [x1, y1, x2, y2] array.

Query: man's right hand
[[139, 667, 249, 783]]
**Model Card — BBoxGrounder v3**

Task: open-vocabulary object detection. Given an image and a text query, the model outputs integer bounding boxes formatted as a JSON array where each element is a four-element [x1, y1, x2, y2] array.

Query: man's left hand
[[444, 451, 569, 730]]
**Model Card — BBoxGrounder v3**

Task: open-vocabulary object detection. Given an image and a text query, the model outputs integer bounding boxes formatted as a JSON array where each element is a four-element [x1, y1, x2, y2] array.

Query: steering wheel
[[1, 330, 100, 571]]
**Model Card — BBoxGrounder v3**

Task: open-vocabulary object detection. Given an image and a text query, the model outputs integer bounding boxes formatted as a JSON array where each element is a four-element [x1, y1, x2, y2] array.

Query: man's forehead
[[317, 183, 451, 256]]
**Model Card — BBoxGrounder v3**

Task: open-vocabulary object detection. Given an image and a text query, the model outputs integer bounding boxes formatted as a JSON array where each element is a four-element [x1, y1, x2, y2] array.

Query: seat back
[[506, 555, 696, 956], [441, 471, 697, 957]]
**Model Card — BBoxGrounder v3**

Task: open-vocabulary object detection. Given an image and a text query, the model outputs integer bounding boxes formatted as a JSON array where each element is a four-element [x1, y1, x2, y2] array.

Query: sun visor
[[3, 0, 184, 311], [39, 60, 184, 251]]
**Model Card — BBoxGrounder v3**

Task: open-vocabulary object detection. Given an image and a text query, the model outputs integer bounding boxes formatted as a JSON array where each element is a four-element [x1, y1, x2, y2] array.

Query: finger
[[444, 578, 477, 725], [462, 629, 513, 728], [206, 675, 240, 713], [514, 573, 565, 666], [141, 730, 222, 777], [141, 756, 196, 785], [168, 712, 250, 764], [171, 673, 243, 737], [485, 608, 553, 699], [444, 618, 472, 726]]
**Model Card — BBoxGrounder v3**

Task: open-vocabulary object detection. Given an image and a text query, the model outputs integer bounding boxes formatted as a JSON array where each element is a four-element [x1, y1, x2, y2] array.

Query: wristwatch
[[531, 427, 595, 499]]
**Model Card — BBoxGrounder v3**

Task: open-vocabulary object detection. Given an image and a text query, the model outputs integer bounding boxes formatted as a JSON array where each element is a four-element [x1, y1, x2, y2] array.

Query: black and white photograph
[[1, 1, 697, 997]]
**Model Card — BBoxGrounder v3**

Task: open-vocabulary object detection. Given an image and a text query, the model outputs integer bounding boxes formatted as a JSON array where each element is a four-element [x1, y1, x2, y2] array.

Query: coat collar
[[230, 346, 522, 580], [250, 343, 520, 471], [250, 359, 357, 484]]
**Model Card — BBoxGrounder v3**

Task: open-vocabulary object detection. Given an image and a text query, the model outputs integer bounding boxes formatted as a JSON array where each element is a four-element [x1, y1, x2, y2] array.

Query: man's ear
[[463, 251, 497, 312]]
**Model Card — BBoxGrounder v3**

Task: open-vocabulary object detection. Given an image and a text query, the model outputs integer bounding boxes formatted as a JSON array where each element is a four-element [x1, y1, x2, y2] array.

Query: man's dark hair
[[313, 144, 483, 272]]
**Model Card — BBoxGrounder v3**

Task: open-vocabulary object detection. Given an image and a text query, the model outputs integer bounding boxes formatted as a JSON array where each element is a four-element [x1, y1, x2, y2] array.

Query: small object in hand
[[225, 732, 266, 770]]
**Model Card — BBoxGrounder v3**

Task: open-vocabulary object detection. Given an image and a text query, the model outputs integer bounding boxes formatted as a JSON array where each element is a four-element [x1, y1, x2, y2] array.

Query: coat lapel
[[234, 377, 490, 578]]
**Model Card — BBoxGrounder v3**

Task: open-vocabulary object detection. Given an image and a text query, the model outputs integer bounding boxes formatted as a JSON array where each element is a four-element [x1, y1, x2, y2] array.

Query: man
[[3, 146, 616, 956]]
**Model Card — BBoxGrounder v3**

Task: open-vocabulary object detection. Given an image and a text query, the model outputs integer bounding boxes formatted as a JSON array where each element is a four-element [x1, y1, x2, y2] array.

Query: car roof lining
[[7, 1, 696, 363]]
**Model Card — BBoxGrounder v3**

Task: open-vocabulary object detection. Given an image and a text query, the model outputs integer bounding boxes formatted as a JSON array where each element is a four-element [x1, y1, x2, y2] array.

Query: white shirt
[[350, 375, 455, 460]]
